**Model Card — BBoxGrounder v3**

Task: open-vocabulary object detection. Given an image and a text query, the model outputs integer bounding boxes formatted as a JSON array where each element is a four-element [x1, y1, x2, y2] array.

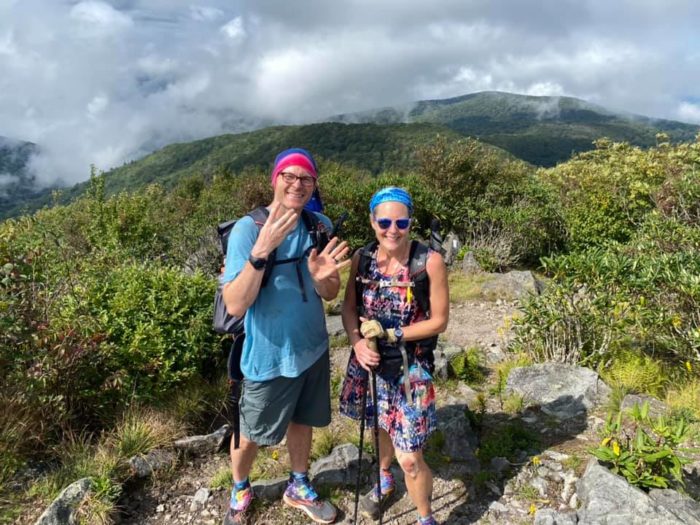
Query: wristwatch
[[393, 327, 404, 343], [248, 254, 268, 270]]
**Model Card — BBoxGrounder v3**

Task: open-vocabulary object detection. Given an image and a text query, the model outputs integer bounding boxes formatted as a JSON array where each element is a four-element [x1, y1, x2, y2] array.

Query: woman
[[340, 187, 449, 525]]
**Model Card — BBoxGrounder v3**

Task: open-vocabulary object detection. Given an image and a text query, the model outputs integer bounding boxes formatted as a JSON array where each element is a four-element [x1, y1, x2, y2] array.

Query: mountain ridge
[[3, 91, 699, 220], [328, 91, 699, 166]]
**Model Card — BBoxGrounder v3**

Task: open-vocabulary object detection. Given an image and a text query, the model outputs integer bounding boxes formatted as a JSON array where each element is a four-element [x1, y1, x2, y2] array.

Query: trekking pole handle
[[366, 336, 378, 355], [366, 335, 379, 399]]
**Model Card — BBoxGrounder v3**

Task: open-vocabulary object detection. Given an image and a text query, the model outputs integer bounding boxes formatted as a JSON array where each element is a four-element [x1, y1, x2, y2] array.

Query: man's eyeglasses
[[374, 217, 411, 230], [279, 172, 315, 187]]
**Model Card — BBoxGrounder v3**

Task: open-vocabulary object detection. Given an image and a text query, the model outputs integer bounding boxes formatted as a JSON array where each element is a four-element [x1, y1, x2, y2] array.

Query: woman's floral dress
[[339, 247, 437, 452]]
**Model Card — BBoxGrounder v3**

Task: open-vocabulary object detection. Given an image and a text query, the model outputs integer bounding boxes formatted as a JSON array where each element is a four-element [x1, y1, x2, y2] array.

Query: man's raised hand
[[307, 236, 350, 282], [251, 202, 298, 259]]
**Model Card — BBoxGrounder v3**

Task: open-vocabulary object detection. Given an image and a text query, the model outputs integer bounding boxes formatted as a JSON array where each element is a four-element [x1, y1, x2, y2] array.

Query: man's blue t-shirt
[[222, 212, 331, 382]]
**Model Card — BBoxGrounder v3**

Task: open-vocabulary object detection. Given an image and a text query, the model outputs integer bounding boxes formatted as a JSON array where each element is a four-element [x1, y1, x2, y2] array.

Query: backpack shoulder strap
[[408, 240, 431, 315], [354, 241, 377, 317], [408, 240, 438, 356], [245, 206, 275, 287], [300, 209, 320, 235], [247, 206, 269, 226], [300, 209, 332, 254]]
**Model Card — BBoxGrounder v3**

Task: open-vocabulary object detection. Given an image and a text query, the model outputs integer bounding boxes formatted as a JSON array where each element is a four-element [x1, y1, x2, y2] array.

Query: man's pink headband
[[271, 153, 318, 185]]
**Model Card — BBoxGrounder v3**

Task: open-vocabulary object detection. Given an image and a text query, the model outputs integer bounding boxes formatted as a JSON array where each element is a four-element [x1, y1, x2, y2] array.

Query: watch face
[[395, 327, 403, 340], [248, 255, 267, 270]]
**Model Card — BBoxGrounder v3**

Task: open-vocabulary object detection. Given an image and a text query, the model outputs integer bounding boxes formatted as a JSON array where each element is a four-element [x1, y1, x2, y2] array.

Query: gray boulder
[[506, 364, 611, 420], [190, 487, 211, 511], [534, 508, 579, 525], [35, 478, 93, 525], [325, 314, 345, 338], [128, 448, 177, 478], [576, 459, 700, 524], [484, 343, 507, 365], [684, 460, 700, 501], [174, 425, 230, 455], [251, 477, 288, 501], [437, 406, 479, 471], [648, 489, 700, 524], [444, 383, 480, 409], [443, 232, 461, 266], [432, 343, 464, 380], [461, 251, 483, 275], [310, 443, 370, 487], [620, 394, 668, 420], [481, 270, 542, 302]]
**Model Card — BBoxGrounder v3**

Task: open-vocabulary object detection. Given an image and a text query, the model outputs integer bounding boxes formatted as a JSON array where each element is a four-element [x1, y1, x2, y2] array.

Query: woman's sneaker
[[282, 474, 337, 524], [359, 477, 396, 519], [224, 483, 254, 524]]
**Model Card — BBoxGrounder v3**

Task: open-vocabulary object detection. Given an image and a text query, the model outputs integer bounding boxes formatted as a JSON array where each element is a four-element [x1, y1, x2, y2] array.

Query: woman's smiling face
[[370, 201, 411, 252]]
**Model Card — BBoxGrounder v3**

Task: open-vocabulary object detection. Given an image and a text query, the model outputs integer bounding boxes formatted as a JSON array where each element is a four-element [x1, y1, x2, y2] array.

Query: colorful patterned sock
[[368, 467, 396, 502], [380, 467, 395, 494], [285, 471, 319, 502], [230, 478, 253, 512]]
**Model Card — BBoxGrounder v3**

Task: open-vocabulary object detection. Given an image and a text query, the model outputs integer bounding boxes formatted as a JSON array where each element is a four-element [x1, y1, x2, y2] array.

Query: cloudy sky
[[1, 0, 699, 186]]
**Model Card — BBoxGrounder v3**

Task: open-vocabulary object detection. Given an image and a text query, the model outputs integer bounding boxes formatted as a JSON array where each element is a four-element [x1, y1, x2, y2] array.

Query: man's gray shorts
[[240, 350, 331, 446]]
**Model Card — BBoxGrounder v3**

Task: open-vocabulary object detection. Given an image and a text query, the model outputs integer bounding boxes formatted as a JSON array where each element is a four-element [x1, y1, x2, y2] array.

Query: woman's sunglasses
[[374, 217, 411, 230]]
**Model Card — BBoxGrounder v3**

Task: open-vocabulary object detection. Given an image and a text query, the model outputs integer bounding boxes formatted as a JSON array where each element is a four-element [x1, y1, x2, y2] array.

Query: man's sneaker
[[224, 484, 253, 524], [359, 480, 396, 520], [282, 475, 337, 524]]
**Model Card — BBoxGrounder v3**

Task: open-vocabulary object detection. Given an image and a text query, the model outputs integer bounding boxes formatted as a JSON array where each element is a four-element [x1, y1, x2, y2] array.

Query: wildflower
[[685, 361, 692, 373], [529, 503, 537, 515], [600, 437, 611, 447], [612, 440, 620, 456]]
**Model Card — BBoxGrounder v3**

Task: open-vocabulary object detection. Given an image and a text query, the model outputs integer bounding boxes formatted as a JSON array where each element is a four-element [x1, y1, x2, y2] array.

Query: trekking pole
[[230, 381, 241, 449], [228, 335, 245, 450], [353, 373, 368, 525], [367, 336, 383, 525]]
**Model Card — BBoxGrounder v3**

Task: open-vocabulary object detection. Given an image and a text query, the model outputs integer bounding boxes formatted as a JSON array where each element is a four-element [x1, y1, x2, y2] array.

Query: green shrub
[[210, 467, 233, 490], [590, 402, 690, 490], [665, 379, 700, 420], [450, 347, 486, 385], [600, 350, 667, 397], [416, 136, 564, 268], [108, 408, 182, 459], [54, 262, 219, 405], [511, 242, 700, 367]]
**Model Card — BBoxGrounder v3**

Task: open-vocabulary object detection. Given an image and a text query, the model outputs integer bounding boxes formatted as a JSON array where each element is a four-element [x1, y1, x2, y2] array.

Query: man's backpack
[[354, 239, 438, 376]]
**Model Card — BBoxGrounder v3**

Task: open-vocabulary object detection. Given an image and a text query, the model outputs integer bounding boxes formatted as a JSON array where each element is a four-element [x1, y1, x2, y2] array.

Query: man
[[221, 148, 350, 524]]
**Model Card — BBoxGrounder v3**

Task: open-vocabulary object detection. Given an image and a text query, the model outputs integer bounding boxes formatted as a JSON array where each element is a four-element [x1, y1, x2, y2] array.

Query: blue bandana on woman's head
[[369, 186, 414, 215]]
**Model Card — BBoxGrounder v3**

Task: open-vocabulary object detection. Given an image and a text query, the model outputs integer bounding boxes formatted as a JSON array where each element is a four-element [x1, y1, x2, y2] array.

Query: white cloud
[[525, 82, 565, 97], [87, 94, 109, 118], [137, 55, 178, 76], [69, 1, 133, 33], [0, 174, 20, 187], [677, 102, 700, 124], [1, 0, 699, 187], [220, 16, 246, 41]]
